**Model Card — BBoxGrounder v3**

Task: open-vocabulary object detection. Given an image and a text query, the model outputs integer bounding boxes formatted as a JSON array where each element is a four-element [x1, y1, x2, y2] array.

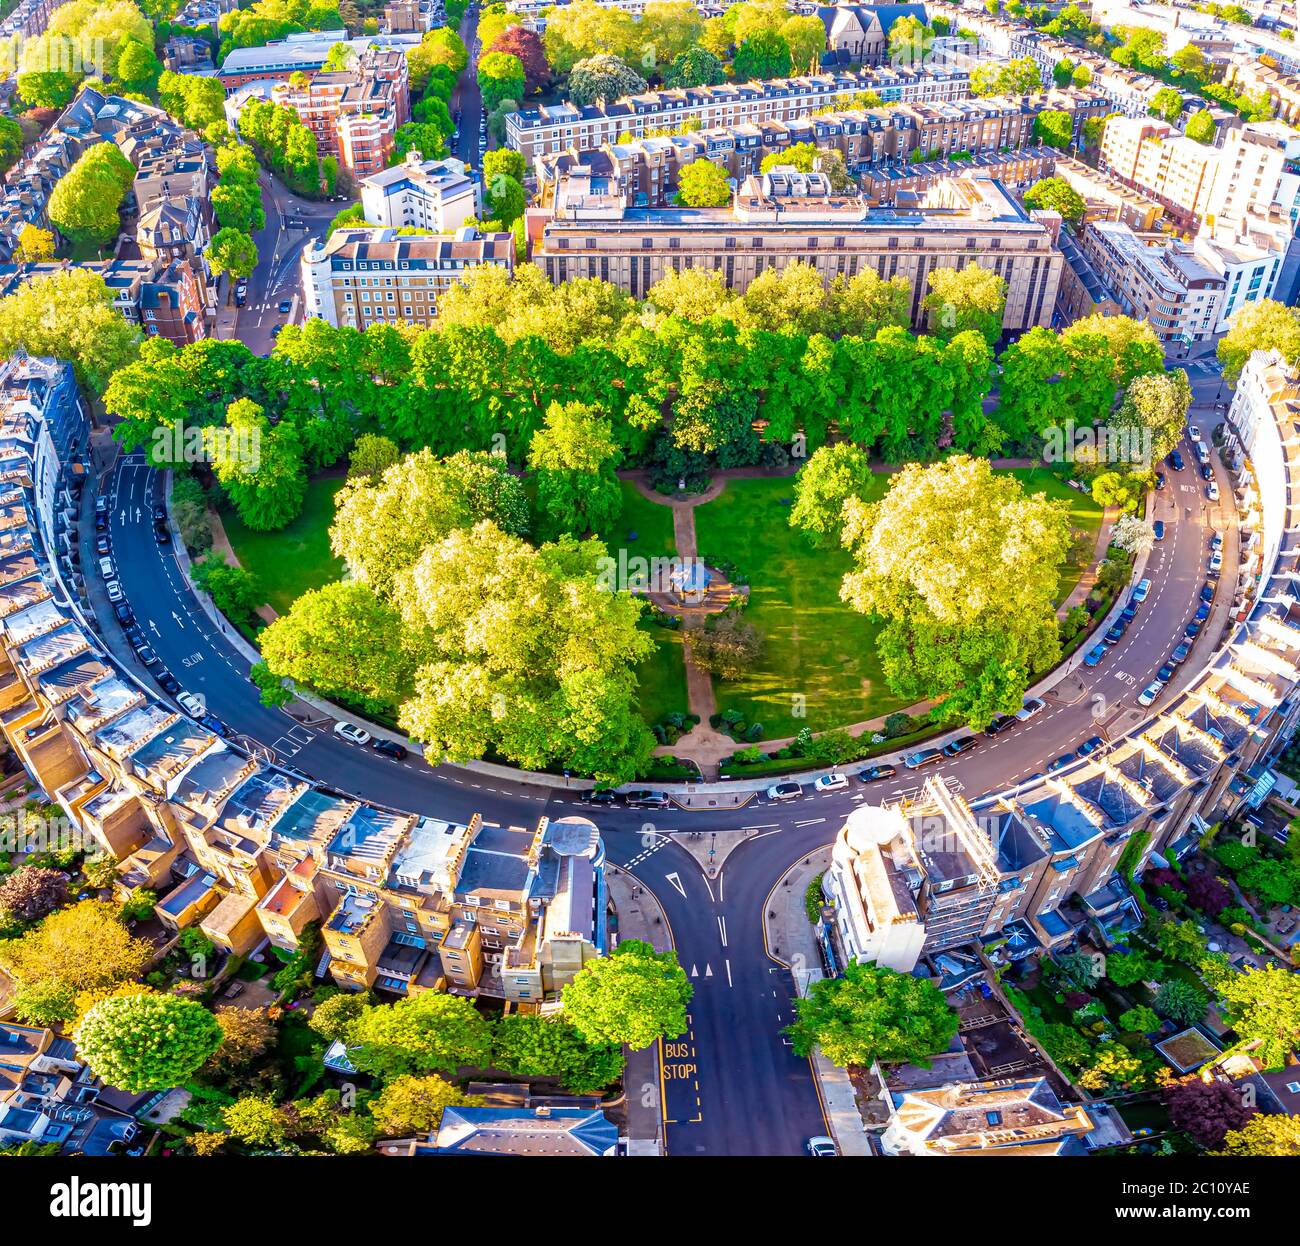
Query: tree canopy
[[561, 938, 692, 1049]]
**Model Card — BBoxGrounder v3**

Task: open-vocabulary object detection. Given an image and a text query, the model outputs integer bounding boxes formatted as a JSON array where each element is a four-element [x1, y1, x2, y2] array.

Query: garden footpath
[[627, 465, 1120, 779]]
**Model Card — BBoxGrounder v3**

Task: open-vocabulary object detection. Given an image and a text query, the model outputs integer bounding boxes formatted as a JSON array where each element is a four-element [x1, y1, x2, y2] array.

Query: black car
[[1105, 622, 1126, 644], [125, 627, 146, 650], [1121, 603, 1138, 623], [156, 669, 180, 695], [136, 645, 160, 667], [154, 526, 170, 545], [152, 503, 167, 523], [1200, 462, 1213, 482], [1171, 641, 1192, 664], [1154, 472, 1166, 490], [372, 738, 408, 760], [1167, 449, 1185, 471], [94, 512, 108, 533], [278, 300, 293, 313], [859, 764, 898, 782], [624, 789, 669, 809], [1078, 736, 1104, 756], [1194, 602, 1210, 623], [1200, 583, 1215, 603], [1157, 663, 1175, 682], [199, 713, 231, 737], [114, 602, 133, 625], [1048, 751, 1077, 772], [1185, 618, 1203, 638], [984, 714, 1016, 737], [582, 789, 618, 804], [943, 735, 977, 757]]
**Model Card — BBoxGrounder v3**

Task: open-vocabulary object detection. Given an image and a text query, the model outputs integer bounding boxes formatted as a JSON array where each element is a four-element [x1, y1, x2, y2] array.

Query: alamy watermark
[[151, 418, 261, 472], [1043, 420, 1153, 470]]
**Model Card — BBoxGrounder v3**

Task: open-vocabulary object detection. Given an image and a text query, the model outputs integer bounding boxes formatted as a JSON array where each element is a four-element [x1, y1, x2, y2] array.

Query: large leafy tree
[[330, 448, 529, 596], [1024, 176, 1085, 225], [1217, 299, 1300, 382], [158, 70, 228, 128], [206, 398, 306, 530], [1164, 1077, 1256, 1150], [1217, 964, 1300, 1070], [663, 46, 725, 87], [528, 401, 622, 538], [407, 27, 468, 93], [567, 53, 646, 107], [1216, 1115, 1300, 1156], [839, 456, 1071, 728], [77, 994, 223, 1092], [734, 29, 791, 79], [0, 116, 22, 176], [477, 49, 526, 112], [0, 868, 68, 924], [394, 523, 656, 782], [674, 158, 731, 207], [48, 141, 135, 249], [489, 25, 548, 93], [1113, 368, 1192, 464], [923, 263, 1007, 346], [492, 1013, 624, 1093], [781, 13, 826, 71], [260, 580, 416, 713], [561, 939, 691, 1050], [207, 227, 259, 291], [1033, 108, 1074, 148], [785, 960, 958, 1068], [349, 991, 494, 1077], [1154, 978, 1209, 1027], [369, 1075, 483, 1138], [789, 442, 875, 548]]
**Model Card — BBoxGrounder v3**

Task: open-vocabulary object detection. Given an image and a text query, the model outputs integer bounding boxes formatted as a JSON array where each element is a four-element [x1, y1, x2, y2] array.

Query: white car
[[814, 773, 849, 792], [1188, 423, 1202, 442], [1016, 696, 1047, 722], [807, 1135, 838, 1157], [1208, 551, 1222, 574], [98, 556, 115, 579], [1206, 480, 1220, 502], [177, 691, 205, 717], [1138, 680, 1165, 708], [766, 781, 803, 801], [106, 580, 123, 603], [1131, 577, 1151, 603], [333, 721, 372, 746]]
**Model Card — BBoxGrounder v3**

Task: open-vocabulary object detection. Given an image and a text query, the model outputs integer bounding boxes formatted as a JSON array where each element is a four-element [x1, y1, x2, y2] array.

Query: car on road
[[1206, 480, 1220, 501], [177, 691, 204, 717], [1194, 601, 1210, 623], [1084, 643, 1107, 667], [807, 1136, 839, 1157], [1157, 663, 1175, 682], [155, 668, 179, 695], [152, 503, 166, 523], [1170, 641, 1192, 665], [1138, 680, 1165, 707], [1047, 751, 1076, 772], [136, 645, 159, 667], [1154, 472, 1165, 490], [625, 790, 669, 809], [1208, 551, 1222, 575], [943, 735, 977, 757], [1016, 697, 1047, 722], [278, 300, 293, 313], [234, 280, 248, 307], [1200, 583, 1215, 603], [372, 738, 408, 760], [582, 789, 618, 805], [154, 526, 170, 546], [1167, 449, 1184, 470], [200, 713, 231, 737], [94, 511, 108, 532], [1199, 462, 1213, 482], [1105, 622, 1126, 645], [859, 764, 897, 783], [270, 324, 285, 338], [106, 580, 124, 603], [1185, 618, 1203, 638], [766, 781, 804, 800], [814, 772, 849, 792], [113, 602, 133, 625], [98, 556, 115, 579], [95, 534, 110, 555], [95, 496, 109, 515], [1078, 735, 1105, 756], [1189, 423, 1202, 442], [1153, 520, 1165, 541], [1131, 578, 1151, 603], [1195, 439, 1210, 463], [1210, 532, 1223, 552], [1120, 602, 1138, 624], [125, 626, 145, 650], [903, 747, 945, 769], [333, 721, 372, 746], [984, 714, 1016, 736]]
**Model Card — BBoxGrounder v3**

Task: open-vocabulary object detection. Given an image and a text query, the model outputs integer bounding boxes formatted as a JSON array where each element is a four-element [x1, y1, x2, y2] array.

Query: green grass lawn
[[1006, 468, 1105, 603], [599, 479, 678, 564], [221, 475, 347, 615]]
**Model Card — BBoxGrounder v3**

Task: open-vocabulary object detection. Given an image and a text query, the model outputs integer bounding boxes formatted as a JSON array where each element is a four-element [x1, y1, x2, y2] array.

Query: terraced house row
[[0, 354, 606, 1005], [825, 346, 1300, 975]]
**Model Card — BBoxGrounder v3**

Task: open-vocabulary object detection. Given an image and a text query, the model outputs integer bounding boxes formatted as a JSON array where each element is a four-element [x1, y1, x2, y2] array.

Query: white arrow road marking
[[665, 872, 687, 899], [704, 964, 713, 978]]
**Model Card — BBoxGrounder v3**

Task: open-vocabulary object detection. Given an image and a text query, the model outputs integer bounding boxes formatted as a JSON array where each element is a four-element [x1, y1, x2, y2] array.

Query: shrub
[[882, 712, 913, 738]]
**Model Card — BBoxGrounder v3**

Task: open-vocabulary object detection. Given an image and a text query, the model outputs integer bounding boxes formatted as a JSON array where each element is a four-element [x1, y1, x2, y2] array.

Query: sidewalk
[[763, 848, 875, 1157], [607, 865, 670, 1156]]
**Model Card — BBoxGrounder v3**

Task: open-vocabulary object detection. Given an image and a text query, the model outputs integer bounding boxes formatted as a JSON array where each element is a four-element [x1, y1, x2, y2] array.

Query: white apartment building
[[359, 152, 482, 233]]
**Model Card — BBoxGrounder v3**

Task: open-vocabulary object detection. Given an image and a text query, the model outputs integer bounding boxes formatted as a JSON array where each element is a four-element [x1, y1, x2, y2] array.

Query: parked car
[[1201, 583, 1215, 603], [1185, 618, 1203, 638], [333, 721, 372, 746], [278, 300, 293, 313], [1121, 603, 1138, 624], [766, 781, 804, 801], [234, 280, 248, 307], [943, 735, 977, 757], [94, 512, 108, 533], [984, 714, 1016, 737], [1138, 680, 1165, 707], [94, 534, 110, 555], [1157, 663, 1175, 682], [625, 790, 669, 809], [1200, 462, 1213, 483], [113, 602, 133, 625], [1154, 472, 1166, 491], [1153, 520, 1165, 541], [1016, 697, 1047, 721], [372, 738, 408, 760], [98, 556, 115, 579], [1167, 449, 1185, 470], [1206, 480, 1220, 501], [814, 773, 848, 792], [1170, 641, 1192, 665], [94, 496, 109, 515], [154, 525, 170, 546], [1210, 531, 1223, 552], [1105, 622, 1126, 645], [125, 626, 146, 650], [1131, 578, 1151, 604], [1188, 422, 1202, 442], [807, 1136, 839, 1157], [177, 691, 204, 717], [199, 713, 231, 737], [1078, 735, 1104, 756], [582, 789, 618, 805], [1195, 439, 1210, 463], [1209, 551, 1222, 575], [1047, 751, 1077, 772], [859, 764, 897, 783], [903, 747, 945, 769], [136, 645, 159, 667], [1084, 643, 1107, 667], [152, 503, 167, 524], [156, 669, 180, 695], [1194, 602, 1210, 623]]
